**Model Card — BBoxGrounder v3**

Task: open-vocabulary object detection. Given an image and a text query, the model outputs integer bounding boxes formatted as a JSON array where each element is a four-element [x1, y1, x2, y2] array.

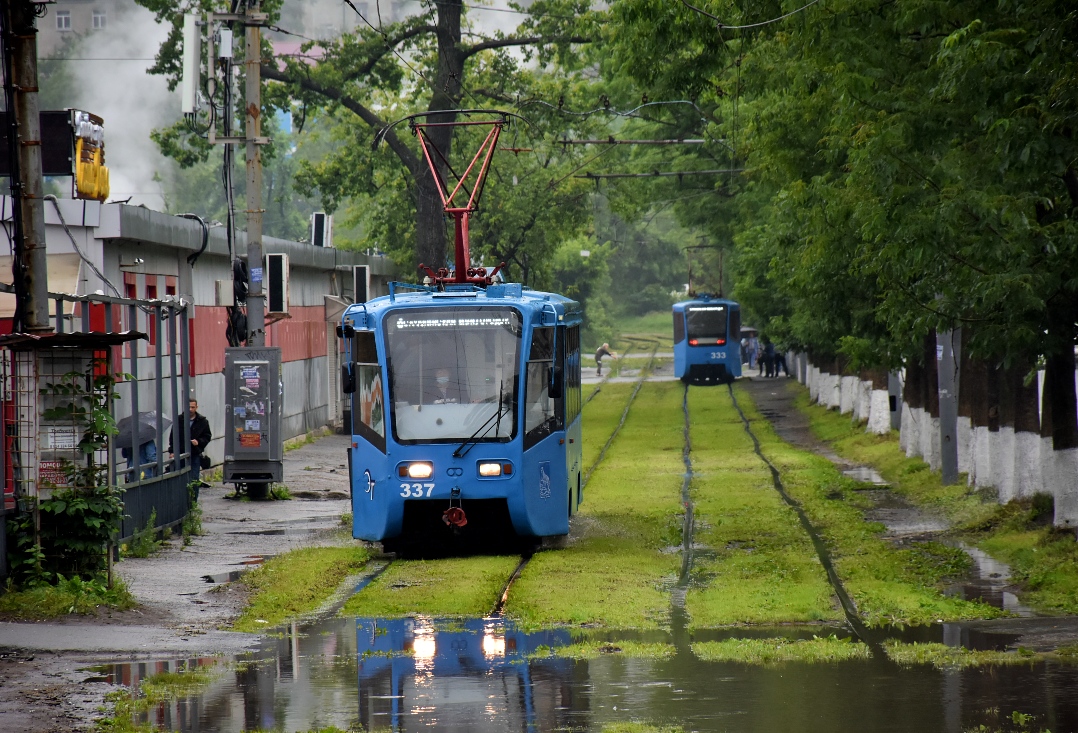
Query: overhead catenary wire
[[44, 195, 122, 298], [678, 0, 824, 30], [575, 168, 744, 179]]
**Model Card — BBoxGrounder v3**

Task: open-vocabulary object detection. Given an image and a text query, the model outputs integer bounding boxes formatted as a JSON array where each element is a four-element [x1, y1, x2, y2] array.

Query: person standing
[[170, 398, 212, 502], [595, 342, 617, 376]]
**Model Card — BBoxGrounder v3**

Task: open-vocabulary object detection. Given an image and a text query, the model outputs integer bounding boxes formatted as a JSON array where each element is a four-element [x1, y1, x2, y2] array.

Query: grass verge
[[508, 381, 684, 629], [0, 575, 136, 620], [794, 385, 1078, 615], [533, 640, 675, 659], [233, 545, 371, 632], [884, 641, 1041, 669], [736, 383, 1000, 626], [341, 555, 520, 617], [691, 635, 871, 665], [686, 386, 841, 626]]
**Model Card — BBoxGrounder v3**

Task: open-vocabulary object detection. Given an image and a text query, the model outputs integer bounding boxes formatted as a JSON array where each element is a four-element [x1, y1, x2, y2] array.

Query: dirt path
[[0, 434, 356, 732]]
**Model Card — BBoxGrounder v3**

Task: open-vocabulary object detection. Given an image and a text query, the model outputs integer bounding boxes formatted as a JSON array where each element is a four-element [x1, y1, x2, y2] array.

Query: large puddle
[[97, 615, 1078, 732]]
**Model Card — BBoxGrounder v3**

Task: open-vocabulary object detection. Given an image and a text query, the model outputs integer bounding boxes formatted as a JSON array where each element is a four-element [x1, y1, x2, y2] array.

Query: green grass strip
[[737, 383, 1001, 627], [509, 381, 685, 629], [532, 640, 676, 659], [884, 641, 1042, 669], [686, 386, 841, 626], [582, 381, 637, 476], [341, 555, 520, 617], [692, 635, 872, 665], [233, 545, 371, 632], [796, 387, 1078, 616]]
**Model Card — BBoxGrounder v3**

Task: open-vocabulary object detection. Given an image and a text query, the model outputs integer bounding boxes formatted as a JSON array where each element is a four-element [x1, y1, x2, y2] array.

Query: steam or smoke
[[39, 1, 178, 210]]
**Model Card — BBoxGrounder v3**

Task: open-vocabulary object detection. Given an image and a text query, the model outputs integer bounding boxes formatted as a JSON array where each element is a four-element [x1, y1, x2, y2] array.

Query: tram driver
[[423, 366, 463, 404]]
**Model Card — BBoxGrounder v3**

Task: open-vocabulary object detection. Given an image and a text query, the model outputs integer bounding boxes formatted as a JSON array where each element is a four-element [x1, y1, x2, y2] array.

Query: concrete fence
[[788, 350, 1078, 530]]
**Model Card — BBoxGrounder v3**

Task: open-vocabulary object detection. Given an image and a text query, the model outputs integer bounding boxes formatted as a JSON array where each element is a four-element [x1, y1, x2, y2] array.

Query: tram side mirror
[[548, 366, 563, 399], [336, 324, 356, 339], [341, 363, 356, 394]]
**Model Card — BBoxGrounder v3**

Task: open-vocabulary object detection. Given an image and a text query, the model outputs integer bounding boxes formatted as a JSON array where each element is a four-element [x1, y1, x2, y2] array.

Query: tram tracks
[[727, 383, 883, 655]]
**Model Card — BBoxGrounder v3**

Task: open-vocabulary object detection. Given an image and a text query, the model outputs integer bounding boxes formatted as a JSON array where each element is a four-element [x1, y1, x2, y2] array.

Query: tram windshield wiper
[[453, 385, 510, 458]]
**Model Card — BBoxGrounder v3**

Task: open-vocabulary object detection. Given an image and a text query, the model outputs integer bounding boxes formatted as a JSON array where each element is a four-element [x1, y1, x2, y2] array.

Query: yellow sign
[[73, 111, 109, 201]]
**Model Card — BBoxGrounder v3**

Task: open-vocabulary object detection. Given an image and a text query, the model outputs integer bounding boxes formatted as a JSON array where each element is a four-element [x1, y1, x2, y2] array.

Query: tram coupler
[[443, 486, 468, 529]]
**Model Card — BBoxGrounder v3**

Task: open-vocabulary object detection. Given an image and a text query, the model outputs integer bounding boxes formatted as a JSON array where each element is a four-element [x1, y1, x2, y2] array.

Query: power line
[[575, 168, 743, 179], [558, 138, 707, 145], [678, 0, 823, 30]]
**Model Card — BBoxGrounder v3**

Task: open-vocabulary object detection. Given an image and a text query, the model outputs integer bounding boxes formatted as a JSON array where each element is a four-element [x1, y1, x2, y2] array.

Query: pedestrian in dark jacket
[[170, 398, 212, 502], [595, 343, 617, 377]]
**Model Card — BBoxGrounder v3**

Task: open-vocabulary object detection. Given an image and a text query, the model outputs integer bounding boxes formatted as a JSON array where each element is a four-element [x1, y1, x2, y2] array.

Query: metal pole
[[244, 3, 265, 347], [939, 328, 960, 485], [6, 0, 49, 332]]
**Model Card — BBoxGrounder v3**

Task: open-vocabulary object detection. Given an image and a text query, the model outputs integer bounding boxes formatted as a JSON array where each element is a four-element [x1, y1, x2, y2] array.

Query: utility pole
[[244, 0, 265, 346], [3, 0, 50, 332]]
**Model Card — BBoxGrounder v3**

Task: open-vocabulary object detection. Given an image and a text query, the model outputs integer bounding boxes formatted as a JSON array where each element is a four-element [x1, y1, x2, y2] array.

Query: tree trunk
[[1046, 343, 1078, 527], [921, 332, 941, 468], [1012, 358, 1042, 499], [965, 353, 990, 487], [902, 356, 924, 457]]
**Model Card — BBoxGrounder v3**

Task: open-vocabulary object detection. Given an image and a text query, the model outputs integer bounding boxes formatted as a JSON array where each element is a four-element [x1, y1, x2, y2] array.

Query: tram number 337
[[400, 483, 436, 498], [710, 351, 727, 360]]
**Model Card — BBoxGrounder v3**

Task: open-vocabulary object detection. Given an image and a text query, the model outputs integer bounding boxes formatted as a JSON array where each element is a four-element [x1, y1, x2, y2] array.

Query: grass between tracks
[[692, 635, 871, 665], [794, 384, 1078, 616], [734, 382, 999, 626], [232, 545, 371, 632], [508, 380, 684, 629], [340, 555, 521, 617], [686, 386, 840, 626]]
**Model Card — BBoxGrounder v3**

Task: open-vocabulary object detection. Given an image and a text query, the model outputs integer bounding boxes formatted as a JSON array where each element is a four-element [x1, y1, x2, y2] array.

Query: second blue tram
[[340, 283, 583, 551], [672, 296, 742, 384]]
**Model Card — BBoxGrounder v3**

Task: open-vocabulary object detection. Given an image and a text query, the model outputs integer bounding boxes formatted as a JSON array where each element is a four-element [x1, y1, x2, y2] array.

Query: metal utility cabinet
[[223, 347, 283, 490]]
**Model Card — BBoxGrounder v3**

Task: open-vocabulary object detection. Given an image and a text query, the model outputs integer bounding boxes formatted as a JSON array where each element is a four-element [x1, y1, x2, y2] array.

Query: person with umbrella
[[116, 411, 169, 481]]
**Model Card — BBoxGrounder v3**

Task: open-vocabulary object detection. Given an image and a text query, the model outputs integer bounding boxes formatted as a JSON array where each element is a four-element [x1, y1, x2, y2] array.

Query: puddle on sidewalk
[[944, 543, 1035, 617], [96, 615, 1078, 733]]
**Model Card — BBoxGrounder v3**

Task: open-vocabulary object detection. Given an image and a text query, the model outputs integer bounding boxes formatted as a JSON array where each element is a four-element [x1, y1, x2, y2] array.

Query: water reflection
[[96, 616, 1078, 733]]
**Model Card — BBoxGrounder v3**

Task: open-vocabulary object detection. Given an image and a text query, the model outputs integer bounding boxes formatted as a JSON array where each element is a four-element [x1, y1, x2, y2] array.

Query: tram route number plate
[[400, 482, 435, 498], [710, 351, 727, 360]]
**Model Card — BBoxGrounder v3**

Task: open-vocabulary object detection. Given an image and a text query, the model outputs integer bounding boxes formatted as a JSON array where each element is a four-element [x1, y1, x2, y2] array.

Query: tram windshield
[[385, 306, 521, 443], [686, 305, 728, 343]]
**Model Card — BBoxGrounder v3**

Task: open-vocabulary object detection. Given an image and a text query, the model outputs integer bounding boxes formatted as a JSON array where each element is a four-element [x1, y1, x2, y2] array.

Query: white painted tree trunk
[[1013, 430, 1042, 499], [994, 426, 1017, 502], [867, 390, 891, 434], [809, 367, 820, 402], [1050, 447, 1078, 528], [839, 376, 857, 415], [903, 405, 922, 458], [827, 375, 842, 409], [969, 426, 993, 488], [957, 416, 972, 475], [921, 415, 941, 470]]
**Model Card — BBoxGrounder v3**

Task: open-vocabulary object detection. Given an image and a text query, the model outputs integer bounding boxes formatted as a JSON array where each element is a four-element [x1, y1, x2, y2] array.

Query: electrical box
[[222, 347, 283, 485], [311, 212, 333, 247], [353, 264, 369, 303], [265, 253, 289, 314]]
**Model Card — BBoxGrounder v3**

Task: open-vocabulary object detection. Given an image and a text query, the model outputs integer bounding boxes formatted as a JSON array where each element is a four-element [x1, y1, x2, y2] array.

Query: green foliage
[[691, 635, 872, 666], [182, 486, 204, 546], [124, 509, 163, 559], [269, 483, 293, 500], [884, 641, 1041, 670], [0, 575, 135, 620], [6, 365, 125, 586]]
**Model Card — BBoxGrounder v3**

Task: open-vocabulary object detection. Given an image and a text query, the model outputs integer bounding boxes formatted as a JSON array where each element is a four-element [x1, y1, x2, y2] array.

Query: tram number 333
[[400, 483, 436, 498], [710, 351, 727, 360]]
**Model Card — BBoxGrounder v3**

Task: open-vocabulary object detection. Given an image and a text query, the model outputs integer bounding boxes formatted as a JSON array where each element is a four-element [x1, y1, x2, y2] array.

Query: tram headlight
[[399, 462, 434, 479], [478, 462, 502, 477]]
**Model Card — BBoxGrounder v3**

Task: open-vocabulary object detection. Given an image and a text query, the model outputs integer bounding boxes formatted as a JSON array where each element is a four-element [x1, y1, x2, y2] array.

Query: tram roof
[[673, 295, 739, 311], [343, 282, 582, 325]]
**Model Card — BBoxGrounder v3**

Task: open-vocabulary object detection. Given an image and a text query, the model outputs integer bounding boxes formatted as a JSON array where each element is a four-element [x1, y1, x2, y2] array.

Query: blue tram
[[672, 296, 742, 384], [339, 283, 583, 551]]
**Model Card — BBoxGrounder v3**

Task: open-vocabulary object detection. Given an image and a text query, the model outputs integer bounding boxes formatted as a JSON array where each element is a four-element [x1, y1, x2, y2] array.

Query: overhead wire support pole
[[244, 0, 266, 347], [3, 0, 50, 333]]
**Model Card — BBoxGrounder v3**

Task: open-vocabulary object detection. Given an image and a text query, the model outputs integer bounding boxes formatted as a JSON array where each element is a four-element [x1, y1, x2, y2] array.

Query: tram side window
[[525, 327, 564, 449], [730, 308, 741, 345], [565, 326, 581, 424], [673, 311, 685, 343], [352, 331, 386, 452]]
